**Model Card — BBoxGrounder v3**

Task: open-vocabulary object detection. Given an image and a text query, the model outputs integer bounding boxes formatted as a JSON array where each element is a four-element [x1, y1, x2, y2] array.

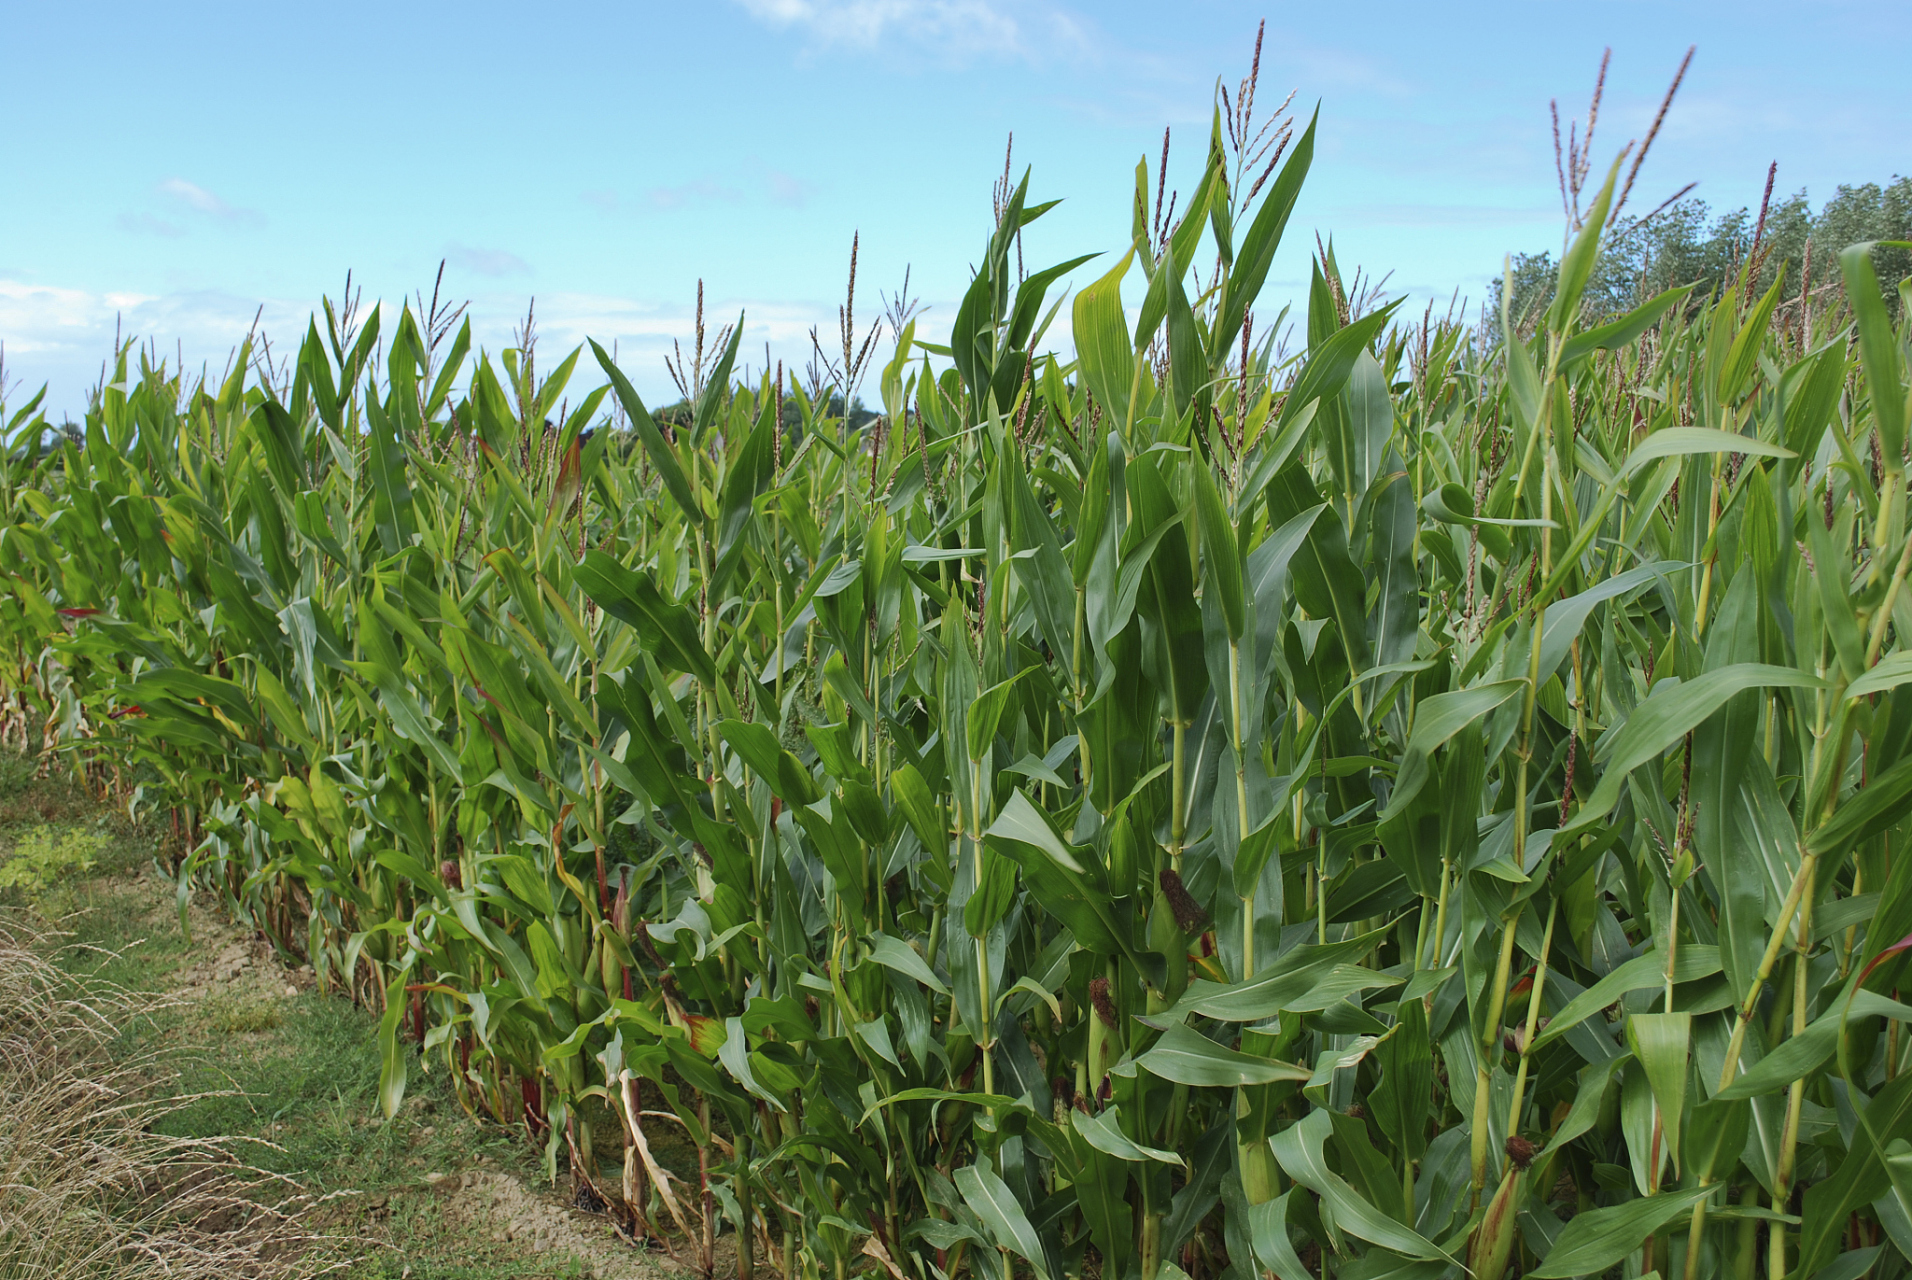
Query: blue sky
[[2, 0, 1904, 418]]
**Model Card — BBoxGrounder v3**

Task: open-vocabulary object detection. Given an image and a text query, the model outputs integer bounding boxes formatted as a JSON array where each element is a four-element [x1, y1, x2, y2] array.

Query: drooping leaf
[[1529, 1185, 1715, 1278], [1564, 665, 1825, 833], [1269, 1111, 1455, 1262], [954, 1162, 1051, 1280], [1128, 1023, 1312, 1088]]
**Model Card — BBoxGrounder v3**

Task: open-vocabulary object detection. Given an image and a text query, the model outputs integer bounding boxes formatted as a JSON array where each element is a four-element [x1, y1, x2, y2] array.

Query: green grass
[[1, 762, 608, 1280]]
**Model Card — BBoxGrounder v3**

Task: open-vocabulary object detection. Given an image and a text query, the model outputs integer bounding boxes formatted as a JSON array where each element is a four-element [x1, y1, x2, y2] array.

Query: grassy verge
[[0, 755, 650, 1280]]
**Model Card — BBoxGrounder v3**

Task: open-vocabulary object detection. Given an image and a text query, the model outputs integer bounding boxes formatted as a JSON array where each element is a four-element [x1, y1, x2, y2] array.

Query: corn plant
[[3, 45, 1911, 1280]]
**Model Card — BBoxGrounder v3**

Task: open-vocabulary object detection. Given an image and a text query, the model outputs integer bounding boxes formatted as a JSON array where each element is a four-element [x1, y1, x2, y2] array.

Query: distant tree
[[1489, 174, 1912, 340]]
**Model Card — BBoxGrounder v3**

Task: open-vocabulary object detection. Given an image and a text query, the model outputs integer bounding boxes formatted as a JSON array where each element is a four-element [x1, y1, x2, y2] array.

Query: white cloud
[[0, 278, 306, 417], [448, 245, 532, 277], [733, 0, 1088, 62], [156, 177, 265, 227], [766, 170, 812, 208], [0, 278, 156, 356], [646, 177, 746, 211], [0, 273, 929, 421], [115, 212, 186, 238], [739, 0, 1013, 47], [583, 168, 814, 215], [158, 178, 231, 215]]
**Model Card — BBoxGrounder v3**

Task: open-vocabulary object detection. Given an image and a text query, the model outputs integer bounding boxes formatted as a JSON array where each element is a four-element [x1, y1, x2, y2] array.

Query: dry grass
[[0, 917, 330, 1279]]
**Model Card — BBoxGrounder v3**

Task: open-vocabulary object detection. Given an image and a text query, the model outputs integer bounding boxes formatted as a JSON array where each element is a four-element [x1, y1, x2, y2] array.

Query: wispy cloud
[[448, 245, 532, 277], [733, 0, 1088, 62], [116, 178, 264, 237], [115, 212, 186, 238], [738, 0, 1011, 47], [766, 170, 812, 207], [0, 278, 308, 412], [1277, 41, 1415, 100], [0, 278, 157, 356], [1325, 202, 1560, 229], [0, 273, 877, 421], [156, 178, 265, 227], [584, 168, 812, 214], [646, 177, 746, 211]]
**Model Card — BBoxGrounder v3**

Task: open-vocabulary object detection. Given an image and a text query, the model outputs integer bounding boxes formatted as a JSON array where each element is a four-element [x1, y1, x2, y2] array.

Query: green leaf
[[1530, 1184, 1715, 1278], [1270, 1111, 1455, 1262], [1276, 309, 1396, 441], [1088, 512, 1185, 655], [1071, 1107, 1185, 1166], [1809, 511, 1869, 683], [590, 339, 701, 525], [1718, 273, 1787, 406], [1246, 1191, 1313, 1280], [1218, 109, 1316, 352], [719, 1015, 787, 1109], [1845, 652, 1912, 701], [713, 390, 778, 590], [1626, 1012, 1690, 1170], [823, 650, 879, 726], [1696, 575, 1780, 1007], [1289, 496, 1372, 671], [1367, 468, 1419, 675], [719, 719, 819, 805], [1797, 1073, 1912, 1277], [1717, 990, 1912, 1100], [889, 762, 947, 857], [1537, 1055, 1631, 1161], [966, 670, 1031, 762], [964, 845, 1019, 938], [1840, 243, 1907, 464], [1006, 452, 1079, 667], [1128, 1023, 1312, 1088], [1546, 154, 1623, 333], [954, 1162, 1050, 1280], [1784, 341, 1851, 465], [1685, 1097, 1750, 1183], [865, 932, 949, 996], [1620, 427, 1795, 477], [1073, 249, 1137, 430], [855, 1016, 903, 1069], [1536, 563, 1683, 686], [352, 618, 461, 779], [1148, 929, 1389, 1023], [1808, 753, 1912, 860], [1565, 665, 1824, 833], [1560, 284, 1697, 367], [908, 1218, 989, 1251], [985, 791, 1163, 988], [1192, 465, 1245, 640], [692, 318, 744, 438], [1532, 947, 1718, 1051], [1232, 813, 1283, 900], [1381, 681, 1525, 819], [1325, 350, 1392, 506], [575, 551, 716, 686], [377, 971, 409, 1120], [1163, 255, 1207, 420], [364, 393, 417, 556], [1370, 996, 1433, 1160]]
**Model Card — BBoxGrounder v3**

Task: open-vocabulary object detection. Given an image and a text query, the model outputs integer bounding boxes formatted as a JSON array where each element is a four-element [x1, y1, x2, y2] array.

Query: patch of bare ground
[[421, 1170, 683, 1280]]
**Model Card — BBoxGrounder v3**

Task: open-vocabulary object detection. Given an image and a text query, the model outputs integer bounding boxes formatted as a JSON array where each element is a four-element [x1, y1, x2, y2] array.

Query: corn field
[[3, 54, 1912, 1280]]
